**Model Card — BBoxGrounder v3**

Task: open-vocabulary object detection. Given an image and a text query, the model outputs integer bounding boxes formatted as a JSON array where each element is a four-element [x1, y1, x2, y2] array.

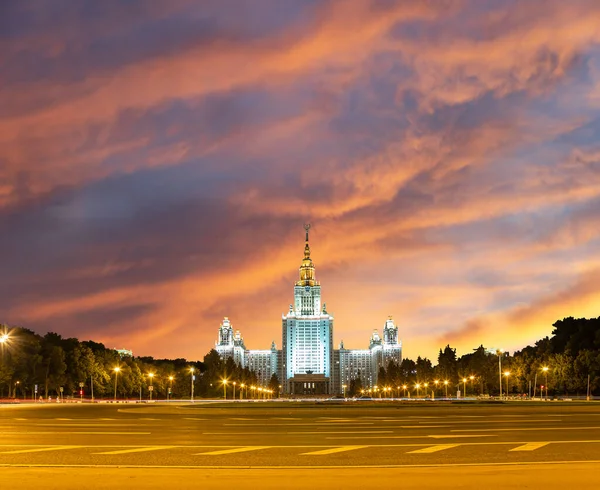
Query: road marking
[[271, 417, 301, 420], [13, 418, 27, 421], [55, 418, 72, 421], [301, 446, 368, 455], [401, 425, 450, 428], [137, 418, 159, 421], [408, 444, 460, 454], [453, 426, 600, 432], [202, 430, 391, 435], [99, 418, 115, 421], [183, 418, 207, 421], [229, 417, 254, 420], [94, 446, 174, 455], [429, 435, 493, 439], [0, 446, 82, 454], [510, 442, 550, 451], [0, 431, 151, 435], [3, 460, 600, 469], [195, 447, 270, 456], [326, 435, 494, 440]]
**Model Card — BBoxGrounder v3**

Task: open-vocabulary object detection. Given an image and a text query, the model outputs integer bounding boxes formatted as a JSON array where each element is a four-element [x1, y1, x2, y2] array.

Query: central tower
[[282, 224, 334, 395]]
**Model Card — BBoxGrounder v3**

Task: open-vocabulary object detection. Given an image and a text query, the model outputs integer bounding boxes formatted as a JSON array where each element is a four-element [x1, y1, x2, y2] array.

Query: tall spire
[[296, 223, 318, 286], [304, 223, 311, 259]]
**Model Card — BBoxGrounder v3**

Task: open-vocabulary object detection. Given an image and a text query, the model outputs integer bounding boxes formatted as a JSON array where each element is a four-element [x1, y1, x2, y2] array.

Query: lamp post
[[434, 380, 439, 399], [402, 385, 408, 398], [444, 380, 449, 398], [469, 375, 475, 396], [497, 349, 504, 398], [424, 383, 429, 399], [168, 376, 174, 401], [240, 383, 245, 400], [542, 366, 549, 400], [148, 373, 154, 401], [416, 383, 421, 398], [462, 378, 467, 398], [113, 367, 120, 401], [190, 367, 195, 402], [233, 381, 236, 400], [504, 371, 510, 398], [342, 384, 347, 398], [222, 379, 228, 399]]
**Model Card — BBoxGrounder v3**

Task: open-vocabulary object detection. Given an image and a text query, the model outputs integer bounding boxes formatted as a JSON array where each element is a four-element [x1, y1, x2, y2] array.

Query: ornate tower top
[[296, 223, 319, 287]]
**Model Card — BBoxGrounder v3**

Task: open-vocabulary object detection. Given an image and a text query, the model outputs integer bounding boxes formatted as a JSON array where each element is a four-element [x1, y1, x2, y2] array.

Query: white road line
[[0, 446, 82, 455], [0, 431, 151, 435], [55, 418, 72, 421], [408, 444, 460, 454], [195, 447, 269, 456], [453, 426, 600, 432], [301, 446, 368, 455], [183, 418, 207, 421], [94, 446, 174, 455], [510, 442, 550, 451]]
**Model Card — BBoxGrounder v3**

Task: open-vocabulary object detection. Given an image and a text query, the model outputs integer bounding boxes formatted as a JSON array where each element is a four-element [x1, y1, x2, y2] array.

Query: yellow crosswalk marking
[[408, 444, 459, 454], [301, 446, 368, 455], [510, 442, 550, 451], [94, 446, 174, 455], [0, 446, 81, 454], [195, 447, 269, 456]]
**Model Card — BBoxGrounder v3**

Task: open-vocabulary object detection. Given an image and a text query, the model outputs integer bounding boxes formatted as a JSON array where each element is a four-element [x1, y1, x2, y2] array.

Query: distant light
[[0, 333, 9, 344], [114, 367, 120, 373]]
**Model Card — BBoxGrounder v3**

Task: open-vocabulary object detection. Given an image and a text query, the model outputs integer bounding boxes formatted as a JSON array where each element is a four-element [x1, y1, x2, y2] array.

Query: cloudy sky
[[2, 0, 600, 361]]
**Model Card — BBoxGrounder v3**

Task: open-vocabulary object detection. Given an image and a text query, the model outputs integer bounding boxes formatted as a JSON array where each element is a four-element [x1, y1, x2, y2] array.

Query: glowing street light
[[0, 333, 9, 344], [469, 375, 475, 396], [402, 385, 408, 397], [462, 378, 467, 398], [168, 376, 174, 401], [222, 379, 228, 400], [497, 349, 504, 398], [190, 367, 195, 402], [504, 371, 511, 398], [444, 380, 449, 398], [233, 381, 237, 400], [240, 383, 245, 400], [416, 383, 421, 398], [113, 367, 120, 401], [542, 366, 549, 400], [148, 373, 155, 401]]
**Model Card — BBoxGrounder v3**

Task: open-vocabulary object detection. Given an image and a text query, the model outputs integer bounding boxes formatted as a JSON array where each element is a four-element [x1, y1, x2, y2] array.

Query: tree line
[[352, 316, 600, 398], [0, 327, 272, 400]]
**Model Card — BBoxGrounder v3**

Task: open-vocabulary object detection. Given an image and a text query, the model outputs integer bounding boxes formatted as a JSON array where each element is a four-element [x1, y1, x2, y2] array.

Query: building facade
[[212, 225, 402, 395]]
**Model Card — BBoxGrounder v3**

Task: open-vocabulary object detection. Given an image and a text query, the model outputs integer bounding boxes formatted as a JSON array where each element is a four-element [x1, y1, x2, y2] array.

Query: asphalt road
[[2, 400, 600, 488]]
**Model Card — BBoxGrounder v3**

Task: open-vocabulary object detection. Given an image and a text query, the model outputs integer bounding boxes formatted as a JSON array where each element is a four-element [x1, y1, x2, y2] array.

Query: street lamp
[[497, 349, 504, 398], [402, 385, 408, 398], [542, 366, 549, 400], [233, 381, 236, 400], [416, 383, 421, 398], [190, 367, 195, 402], [462, 378, 467, 398], [444, 380, 449, 398], [469, 375, 475, 396], [240, 383, 245, 400], [222, 379, 228, 399], [434, 380, 439, 399], [168, 376, 174, 401], [113, 367, 120, 401], [0, 333, 9, 344], [148, 373, 154, 401], [342, 384, 347, 398], [504, 371, 511, 398]]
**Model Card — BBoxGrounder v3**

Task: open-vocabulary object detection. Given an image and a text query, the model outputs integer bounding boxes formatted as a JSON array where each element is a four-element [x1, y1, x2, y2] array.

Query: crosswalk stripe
[[94, 446, 174, 455], [510, 442, 550, 452], [195, 447, 269, 456], [301, 446, 368, 455], [408, 444, 459, 454], [55, 418, 72, 421], [0, 446, 81, 454]]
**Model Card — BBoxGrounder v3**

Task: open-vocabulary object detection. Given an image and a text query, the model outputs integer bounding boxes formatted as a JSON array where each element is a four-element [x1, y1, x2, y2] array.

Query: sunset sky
[[2, 1, 600, 362]]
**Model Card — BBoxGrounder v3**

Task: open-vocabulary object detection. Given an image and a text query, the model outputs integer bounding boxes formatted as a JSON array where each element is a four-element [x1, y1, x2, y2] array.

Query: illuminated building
[[213, 225, 402, 395]]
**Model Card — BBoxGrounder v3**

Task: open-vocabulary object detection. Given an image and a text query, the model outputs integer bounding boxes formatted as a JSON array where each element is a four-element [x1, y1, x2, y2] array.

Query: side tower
[[282, 224, 334, 395]]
